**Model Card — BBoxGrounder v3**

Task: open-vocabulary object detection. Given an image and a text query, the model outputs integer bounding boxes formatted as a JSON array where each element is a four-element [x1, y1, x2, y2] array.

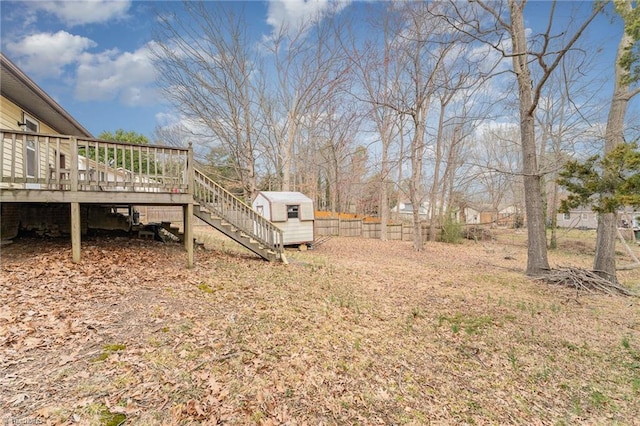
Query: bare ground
[[1, 229, 639, 425]]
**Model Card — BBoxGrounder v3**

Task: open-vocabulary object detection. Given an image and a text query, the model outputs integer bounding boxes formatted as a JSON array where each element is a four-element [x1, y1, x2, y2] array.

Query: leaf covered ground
[[1, 229, 639, 425]]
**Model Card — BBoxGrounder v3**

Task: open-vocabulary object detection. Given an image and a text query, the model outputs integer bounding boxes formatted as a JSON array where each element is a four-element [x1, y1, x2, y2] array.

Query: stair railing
[[193, 169, 283, 254]]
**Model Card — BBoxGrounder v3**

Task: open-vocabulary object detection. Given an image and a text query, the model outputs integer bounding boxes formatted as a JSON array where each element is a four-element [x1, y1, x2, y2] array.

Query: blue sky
[[0, 1, 632, 142], [0, 0, 318, 139]]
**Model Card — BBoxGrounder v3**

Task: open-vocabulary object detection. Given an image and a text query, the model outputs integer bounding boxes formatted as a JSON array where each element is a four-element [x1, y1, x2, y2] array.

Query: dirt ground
[[1, 228, 639, 425]]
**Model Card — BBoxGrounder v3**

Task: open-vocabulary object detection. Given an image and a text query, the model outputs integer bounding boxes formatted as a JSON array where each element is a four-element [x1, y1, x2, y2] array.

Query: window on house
[[25, 117, 38, 132], [563, 212, 570, 220], [26, 140, 37, 178], [287, 205, 299, 219], [24, 114, 39, 178]]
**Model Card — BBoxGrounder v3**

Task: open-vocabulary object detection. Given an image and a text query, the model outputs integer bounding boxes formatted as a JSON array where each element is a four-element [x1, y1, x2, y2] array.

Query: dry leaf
[[11, 393, 28, 405]]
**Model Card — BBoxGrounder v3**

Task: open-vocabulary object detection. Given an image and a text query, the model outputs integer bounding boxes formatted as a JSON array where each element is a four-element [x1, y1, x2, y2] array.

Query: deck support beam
[[71, 202, 81, 263], [184, 203, 193, 268]]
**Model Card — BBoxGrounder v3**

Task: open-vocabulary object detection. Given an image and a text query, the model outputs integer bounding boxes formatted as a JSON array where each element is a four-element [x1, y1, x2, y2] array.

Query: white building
[[252, 191, 314, 246]]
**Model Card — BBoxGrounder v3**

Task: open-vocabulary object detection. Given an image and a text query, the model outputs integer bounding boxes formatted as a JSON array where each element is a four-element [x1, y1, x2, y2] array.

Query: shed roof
[[256, 191, 313, 204]]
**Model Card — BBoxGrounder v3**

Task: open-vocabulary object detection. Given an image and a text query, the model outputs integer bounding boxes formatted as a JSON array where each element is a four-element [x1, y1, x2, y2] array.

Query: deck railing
[[1, 129, 191, 193], [194, 169, 283, 251]]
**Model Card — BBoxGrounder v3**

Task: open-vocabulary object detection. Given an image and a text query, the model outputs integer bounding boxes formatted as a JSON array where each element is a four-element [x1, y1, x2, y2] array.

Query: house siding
[[2, 96, 65, 189], [0, 96, 23, 130], [556, 209, 639, 230], [2, 133, 72, 189], [1, 96, 58, 134]]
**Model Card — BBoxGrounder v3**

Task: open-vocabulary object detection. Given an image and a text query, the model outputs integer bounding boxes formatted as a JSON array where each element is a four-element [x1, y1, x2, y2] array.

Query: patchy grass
[[0, 228, 639, 424]]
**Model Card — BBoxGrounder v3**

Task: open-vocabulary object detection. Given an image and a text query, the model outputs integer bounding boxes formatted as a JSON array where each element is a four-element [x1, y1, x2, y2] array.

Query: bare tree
[[317, 100, 362, 214], [264, 7, 349, 192], [446, 0, 606, 275], [425, 44, 496, 241], [534, 52, 607, 249], [151, 2, 262, 200], [340, 4, 406, 239], [391, 2, 466, 250], [471, 125, 523, 225]]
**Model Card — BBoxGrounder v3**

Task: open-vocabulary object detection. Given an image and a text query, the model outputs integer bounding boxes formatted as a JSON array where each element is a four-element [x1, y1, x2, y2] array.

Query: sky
[[0, 0, 633, 143], [0, 0, 324, 139]]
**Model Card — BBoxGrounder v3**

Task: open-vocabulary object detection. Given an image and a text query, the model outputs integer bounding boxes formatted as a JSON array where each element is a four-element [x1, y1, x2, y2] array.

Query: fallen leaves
[[0, 233, 639, 424]]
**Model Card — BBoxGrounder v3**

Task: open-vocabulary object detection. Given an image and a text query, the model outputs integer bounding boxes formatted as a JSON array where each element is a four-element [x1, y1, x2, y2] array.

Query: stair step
[[193, 195, 283, 262]]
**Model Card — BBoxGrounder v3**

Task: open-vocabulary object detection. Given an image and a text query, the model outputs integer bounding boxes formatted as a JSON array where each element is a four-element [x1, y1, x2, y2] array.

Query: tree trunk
[[379, 169, 389, 241], [510, 0, 550, 276], [549, 179, 559, 249], [410, 114, 426, 251], [428, 102, 446, 242], [395, 116, 406, 223], [282, 113, 296, 192], [594, 20, 635, 283], [594, 213, 618, 282]]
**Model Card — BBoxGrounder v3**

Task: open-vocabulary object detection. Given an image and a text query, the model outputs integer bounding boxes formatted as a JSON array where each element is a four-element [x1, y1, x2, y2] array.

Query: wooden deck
[[1, 129, 285, 265], [1, 130, 192, 203]]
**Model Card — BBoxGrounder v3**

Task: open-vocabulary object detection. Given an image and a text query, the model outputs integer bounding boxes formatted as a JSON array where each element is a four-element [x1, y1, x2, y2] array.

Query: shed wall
[[300, 201, 314, 221], [252, 193, 274, 221], [271, 202, 287, 222], [276, 218, 314, 245]]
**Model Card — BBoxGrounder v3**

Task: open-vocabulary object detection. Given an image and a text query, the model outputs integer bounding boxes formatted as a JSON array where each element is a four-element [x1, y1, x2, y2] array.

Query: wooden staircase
[[189, 169, 285, 262]]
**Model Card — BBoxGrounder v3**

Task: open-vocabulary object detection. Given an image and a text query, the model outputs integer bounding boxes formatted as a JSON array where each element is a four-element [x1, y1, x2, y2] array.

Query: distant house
[[252, 191, 314, 246], [393, 201, 523, 228], [457, 206, 482, 225], [557, 207, 640, 230], [391, 202, 429, 220], [455, 204, 522, 228]]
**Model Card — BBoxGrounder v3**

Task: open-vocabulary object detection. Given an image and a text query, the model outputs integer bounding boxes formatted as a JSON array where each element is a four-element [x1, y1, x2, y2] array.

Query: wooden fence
[[315, 218, 428, 241], [138, 208, 430, 242], [138, 206, 206, 227]]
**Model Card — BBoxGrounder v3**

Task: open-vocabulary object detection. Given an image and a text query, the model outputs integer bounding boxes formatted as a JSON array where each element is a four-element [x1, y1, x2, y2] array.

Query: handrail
[[1, 129, 190, 192], [193, 169, 283, 252]]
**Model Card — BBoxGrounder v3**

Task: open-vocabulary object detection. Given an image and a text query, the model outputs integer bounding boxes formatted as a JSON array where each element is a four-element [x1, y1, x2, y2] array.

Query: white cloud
[[155, 111, 181, 128], [266, 0, 349, 36], [29, 0, 131, 26], [5, 31, 96, 77], [75, 44, 158, 106]]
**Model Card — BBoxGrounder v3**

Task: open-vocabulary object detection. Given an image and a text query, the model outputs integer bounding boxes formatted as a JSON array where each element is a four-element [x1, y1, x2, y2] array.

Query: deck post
[[184, 142, 195, 268], [70, 136, 81, 262], [71, 202, 81, 263], [184, 203, 194, 268]]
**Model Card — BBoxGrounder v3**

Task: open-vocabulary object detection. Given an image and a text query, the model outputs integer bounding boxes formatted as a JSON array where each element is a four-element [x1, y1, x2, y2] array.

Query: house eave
[[1, 53, 92, 138]]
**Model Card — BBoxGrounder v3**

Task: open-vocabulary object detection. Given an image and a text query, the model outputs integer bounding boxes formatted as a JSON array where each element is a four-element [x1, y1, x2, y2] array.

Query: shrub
[[440, 216, 463, 244]]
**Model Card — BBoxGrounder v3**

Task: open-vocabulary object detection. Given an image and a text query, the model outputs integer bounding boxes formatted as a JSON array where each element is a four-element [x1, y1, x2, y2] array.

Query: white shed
[[252, 191, 314, 246]]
